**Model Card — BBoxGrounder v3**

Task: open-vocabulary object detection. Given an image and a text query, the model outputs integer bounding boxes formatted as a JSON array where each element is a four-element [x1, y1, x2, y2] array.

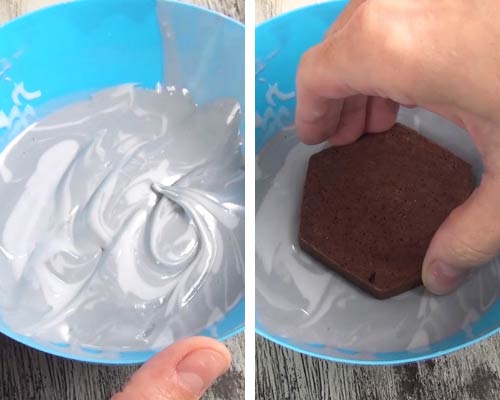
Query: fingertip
[[365, 97, 399, 133], [295, 98, 343, 145], [421, 177, 500, 296], [422, 260, 468, 295], [157, 336, 231, 364], [176, 348, 231, 396], [328, 133, 365, 146], [325, 95, 368, 146], [113, 337, 231, 400], [295, 44, 346, 145], [296, 126, 325, 145], [189, 336, 232, 365]]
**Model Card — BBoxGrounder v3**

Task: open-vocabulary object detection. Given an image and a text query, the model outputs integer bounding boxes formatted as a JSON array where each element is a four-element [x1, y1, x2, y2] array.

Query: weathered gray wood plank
[[0, 0, 12, 22], [257, 335, 500, 400], [0, 0, 244, 22], [256, 0, 307, 23], [0, 333, 244, 400], [0, 1, 244, 399], [255, 1, 500, 399]]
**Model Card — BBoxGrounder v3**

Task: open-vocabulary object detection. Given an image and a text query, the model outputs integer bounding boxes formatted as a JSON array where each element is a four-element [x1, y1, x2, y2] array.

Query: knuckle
[[297, 47, 317, 87], [298, 47, 316, 77], [355, 2, 385, 41], [357, 1, 428, 98], [297, 44, 331, 95]]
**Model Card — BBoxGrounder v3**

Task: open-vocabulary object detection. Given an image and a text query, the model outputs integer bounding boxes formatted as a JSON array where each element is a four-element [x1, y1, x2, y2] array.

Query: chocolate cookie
[[299, 123, 475, 299]]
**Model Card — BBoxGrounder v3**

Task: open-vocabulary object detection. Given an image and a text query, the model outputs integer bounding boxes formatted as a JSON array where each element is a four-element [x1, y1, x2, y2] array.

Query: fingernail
[[176, 349, 230, 396], [426, 261, 467, 295]]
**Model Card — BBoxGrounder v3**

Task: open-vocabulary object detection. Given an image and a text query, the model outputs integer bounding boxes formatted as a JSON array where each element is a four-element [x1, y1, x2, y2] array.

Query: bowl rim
[[254, 0, 500, 366], [1, 323, 244, 365], [255, 0, 345, 29], [255, 326, 500, 366], [0, 0, 244, 365]]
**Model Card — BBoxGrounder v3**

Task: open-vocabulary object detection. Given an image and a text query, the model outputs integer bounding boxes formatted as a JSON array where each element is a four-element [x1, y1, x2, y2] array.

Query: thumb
[[112, 337, 231, 400], [423, 175, 500, 294]]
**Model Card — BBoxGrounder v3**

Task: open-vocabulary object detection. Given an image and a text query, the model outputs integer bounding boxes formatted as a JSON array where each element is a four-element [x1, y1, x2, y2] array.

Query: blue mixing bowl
[[0, 0, 244, 364], [255, 1, 500, 365]]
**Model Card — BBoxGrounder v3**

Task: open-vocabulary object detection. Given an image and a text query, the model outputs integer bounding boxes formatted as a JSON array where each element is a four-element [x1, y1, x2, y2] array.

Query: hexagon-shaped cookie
[[298, 123, 475, 299]]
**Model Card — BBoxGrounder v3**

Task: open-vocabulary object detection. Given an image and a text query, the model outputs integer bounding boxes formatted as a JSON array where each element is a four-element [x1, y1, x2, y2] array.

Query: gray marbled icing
[[0, 84, 244, 350]]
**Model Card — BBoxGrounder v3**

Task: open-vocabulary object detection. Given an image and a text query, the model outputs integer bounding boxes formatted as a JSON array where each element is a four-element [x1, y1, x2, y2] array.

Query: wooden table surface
[[0, 1, 244, 399], [255, 1, 500, 399]]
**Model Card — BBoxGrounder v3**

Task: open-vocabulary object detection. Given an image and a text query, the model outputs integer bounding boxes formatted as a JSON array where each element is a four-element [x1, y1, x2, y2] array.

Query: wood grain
[[0, 0, 244, 22], [0, 1, 244, 399], [0, 334, 244, 400], [257, 335, 500, 400], [256, 0, 312, 23], [255, 1, 500, 399]]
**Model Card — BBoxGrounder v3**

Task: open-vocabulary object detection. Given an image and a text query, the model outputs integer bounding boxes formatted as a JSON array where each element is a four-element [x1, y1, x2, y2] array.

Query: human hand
[[112, 337, 231, 400], [296, 0, 500, 295]]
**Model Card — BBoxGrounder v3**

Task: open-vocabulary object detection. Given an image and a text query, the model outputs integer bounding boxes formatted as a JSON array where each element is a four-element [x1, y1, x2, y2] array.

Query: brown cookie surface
[[299, 123, 475, 299]]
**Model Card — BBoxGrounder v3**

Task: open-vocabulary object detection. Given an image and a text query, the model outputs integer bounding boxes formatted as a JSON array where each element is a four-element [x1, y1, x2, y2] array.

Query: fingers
[[112, 337, 231, 400], [298, 90, 399, 147], [422, 176, 500, 294], [365, 97, 399, 133], [295, 40, 355, 144], [328, 95, 367, 146], [295, 1, 370, 144], [296, 2, 398, 143], [296, 91, 344, 144], [296, 0, 370, 143], [296, 0, 419, 144], [316, 95, 399, 146]]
